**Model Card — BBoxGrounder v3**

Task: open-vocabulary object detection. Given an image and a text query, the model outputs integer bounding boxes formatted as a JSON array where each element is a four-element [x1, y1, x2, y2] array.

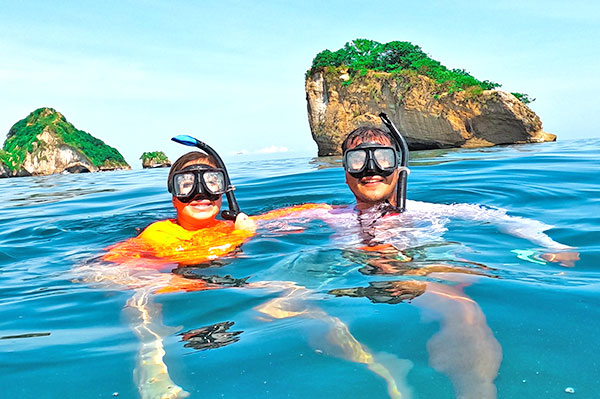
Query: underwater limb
[[315, 311, 413, 399], [127, 289, 189, 399], [254, 285, 312, 319], [256, 285, 412, 399], [254, 283, 413, 398], [418, 282, 502, 399]]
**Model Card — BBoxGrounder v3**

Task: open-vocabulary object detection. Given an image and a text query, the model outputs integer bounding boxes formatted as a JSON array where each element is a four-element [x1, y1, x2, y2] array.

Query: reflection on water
[[330, 280, 427, 304], [308, 156, 343, 169], [8, 187, 116, 207], [179, 321, 242, 351]]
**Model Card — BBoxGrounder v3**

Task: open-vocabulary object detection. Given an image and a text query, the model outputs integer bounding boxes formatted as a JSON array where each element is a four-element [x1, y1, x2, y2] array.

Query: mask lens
[[174, 173, 196, 197], [373, 148, 397, 169], [202, 170, 226, 194], [345, 150, 367, 172]]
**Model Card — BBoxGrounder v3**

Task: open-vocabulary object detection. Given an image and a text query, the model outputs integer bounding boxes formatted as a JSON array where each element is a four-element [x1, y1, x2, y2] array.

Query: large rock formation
[[1, 108, 130, 177], [306, 68, 556, 156]]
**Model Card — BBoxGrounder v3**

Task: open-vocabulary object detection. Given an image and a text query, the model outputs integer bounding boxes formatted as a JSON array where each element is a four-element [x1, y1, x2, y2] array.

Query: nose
[[366, 157, 377, 172]]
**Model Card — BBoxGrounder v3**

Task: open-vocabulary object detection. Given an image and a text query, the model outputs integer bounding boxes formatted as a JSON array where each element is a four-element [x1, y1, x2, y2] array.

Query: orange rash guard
[[102, 203, 332, 269], [102, 219, 253, 268]]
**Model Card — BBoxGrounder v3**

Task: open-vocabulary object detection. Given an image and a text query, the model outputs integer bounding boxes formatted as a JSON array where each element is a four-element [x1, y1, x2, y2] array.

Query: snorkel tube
[[171, 135, 241, 221], [378, 112, 410, 213]]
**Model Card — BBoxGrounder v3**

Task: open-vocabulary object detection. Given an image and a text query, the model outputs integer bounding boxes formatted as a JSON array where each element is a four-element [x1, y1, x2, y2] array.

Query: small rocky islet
[[0, 107, 130, 178], [140, 151, 171, 169]]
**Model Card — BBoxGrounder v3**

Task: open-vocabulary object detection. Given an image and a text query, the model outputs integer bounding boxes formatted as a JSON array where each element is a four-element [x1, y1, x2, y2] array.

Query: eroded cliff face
[[142, 159, 171, 168], [306, 68, 555, 156], [21, 129, 99, 175]]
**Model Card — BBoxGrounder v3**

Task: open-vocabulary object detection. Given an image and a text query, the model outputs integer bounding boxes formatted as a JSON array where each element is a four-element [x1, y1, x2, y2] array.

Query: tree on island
[[308, 39, 533, 103]]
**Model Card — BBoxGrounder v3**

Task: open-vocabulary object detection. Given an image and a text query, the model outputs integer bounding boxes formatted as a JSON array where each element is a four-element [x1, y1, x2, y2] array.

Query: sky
[[1, 0, 599, 167]]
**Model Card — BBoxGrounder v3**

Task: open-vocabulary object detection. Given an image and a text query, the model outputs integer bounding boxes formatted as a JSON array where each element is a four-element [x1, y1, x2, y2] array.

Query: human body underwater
[[81, 117, 578, 399]]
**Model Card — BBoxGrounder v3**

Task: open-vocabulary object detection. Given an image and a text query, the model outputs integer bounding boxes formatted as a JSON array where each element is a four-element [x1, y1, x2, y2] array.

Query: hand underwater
[[235, 213, 257, 232], [542, 251, 580, 267]]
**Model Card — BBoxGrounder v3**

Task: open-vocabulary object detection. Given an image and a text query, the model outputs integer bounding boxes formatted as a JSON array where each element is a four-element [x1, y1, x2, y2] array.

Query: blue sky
[[1, 0, 598, 167]]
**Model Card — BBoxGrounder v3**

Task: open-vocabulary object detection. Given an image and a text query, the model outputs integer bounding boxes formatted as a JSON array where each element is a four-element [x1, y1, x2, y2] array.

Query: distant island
[[140, 151, 171, 168], [305, 39, 555, 155], [0, 108, 130, 178]]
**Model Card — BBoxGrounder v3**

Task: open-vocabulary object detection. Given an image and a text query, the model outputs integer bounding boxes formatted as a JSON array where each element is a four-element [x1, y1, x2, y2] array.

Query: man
[[342, 126, 402, 210], [340, 123, 578, 265], [336, 122, 578, 399], [339, 123, 504, 399]]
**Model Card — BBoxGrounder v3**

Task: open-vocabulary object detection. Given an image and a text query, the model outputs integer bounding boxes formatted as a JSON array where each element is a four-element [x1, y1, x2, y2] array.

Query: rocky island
[[140, 151, 171, 168], [306, 39, 556, 155], [0, 108, 130, 178]]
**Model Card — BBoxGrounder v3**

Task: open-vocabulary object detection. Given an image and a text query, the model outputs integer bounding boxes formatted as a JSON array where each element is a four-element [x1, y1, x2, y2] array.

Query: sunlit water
[[1, 139, 599, 398]]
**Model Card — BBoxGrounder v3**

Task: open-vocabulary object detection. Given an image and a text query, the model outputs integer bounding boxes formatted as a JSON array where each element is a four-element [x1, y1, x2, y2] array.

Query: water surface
[[1, 139, 598, 398]]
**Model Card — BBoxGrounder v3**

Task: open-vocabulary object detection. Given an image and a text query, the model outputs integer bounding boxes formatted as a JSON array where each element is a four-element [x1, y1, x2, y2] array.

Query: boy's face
[[172, 160, 222, 227], [344, 136, 399, 207]]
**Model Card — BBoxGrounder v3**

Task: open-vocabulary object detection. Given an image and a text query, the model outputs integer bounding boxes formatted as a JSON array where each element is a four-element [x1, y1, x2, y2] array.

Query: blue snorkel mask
[[170, 135, 241, 221]]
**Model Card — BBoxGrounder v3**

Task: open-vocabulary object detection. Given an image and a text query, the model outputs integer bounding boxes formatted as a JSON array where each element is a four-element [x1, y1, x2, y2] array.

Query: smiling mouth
[[360, 176, 384, 185], [189, 199, 214, 208]]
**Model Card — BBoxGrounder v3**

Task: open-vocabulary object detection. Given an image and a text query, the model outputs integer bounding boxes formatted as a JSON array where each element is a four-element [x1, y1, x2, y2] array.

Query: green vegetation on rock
[[1, 108, 129, 171], [510, 92, 534, 105], [140, 151, 170, 164], [0, 149, 12, 169], [308, 39, 532, 103]]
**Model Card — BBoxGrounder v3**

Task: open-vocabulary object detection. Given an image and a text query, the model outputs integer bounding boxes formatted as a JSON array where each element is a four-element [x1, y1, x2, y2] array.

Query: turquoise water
[[1, 138, 599, 398]]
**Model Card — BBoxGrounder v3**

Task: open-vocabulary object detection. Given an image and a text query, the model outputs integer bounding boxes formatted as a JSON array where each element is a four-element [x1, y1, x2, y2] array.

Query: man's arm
[[409, 201, 579, 266]]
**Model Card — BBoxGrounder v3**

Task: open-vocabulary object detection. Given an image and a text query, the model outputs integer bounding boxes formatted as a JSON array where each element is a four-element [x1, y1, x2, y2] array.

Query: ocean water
[[1, 138, 599, 399]]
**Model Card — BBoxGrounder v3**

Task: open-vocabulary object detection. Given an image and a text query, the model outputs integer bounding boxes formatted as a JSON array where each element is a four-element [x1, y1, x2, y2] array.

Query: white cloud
[[257, 145, 288, 154]]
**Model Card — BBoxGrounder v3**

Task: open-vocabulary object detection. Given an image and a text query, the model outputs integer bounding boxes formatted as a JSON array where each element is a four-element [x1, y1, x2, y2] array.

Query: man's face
[[344, 137, 399, 207]]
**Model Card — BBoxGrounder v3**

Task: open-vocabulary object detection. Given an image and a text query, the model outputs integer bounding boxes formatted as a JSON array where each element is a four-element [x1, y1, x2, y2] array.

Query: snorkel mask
[[169, 135, 241, 221], [342, 113, 410, 213], [169, 164, 227, 202], [343, 143, 398, 179]]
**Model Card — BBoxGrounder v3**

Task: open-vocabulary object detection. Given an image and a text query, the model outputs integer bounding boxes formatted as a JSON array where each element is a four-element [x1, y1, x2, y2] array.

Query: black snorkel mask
[[169, 164, 227, 202], [169, 135, 241, 221], [343, 143, 398, 179]]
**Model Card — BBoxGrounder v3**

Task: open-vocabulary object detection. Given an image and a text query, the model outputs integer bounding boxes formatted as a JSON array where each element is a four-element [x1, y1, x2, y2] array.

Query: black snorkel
[[378, 112, 410, 213], [171, 135, 241, 221]]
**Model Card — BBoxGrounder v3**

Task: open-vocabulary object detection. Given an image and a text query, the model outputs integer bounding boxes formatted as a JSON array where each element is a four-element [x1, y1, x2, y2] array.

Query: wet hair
[[341, 126, 394, 152], [167, 151, 218, 186]]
